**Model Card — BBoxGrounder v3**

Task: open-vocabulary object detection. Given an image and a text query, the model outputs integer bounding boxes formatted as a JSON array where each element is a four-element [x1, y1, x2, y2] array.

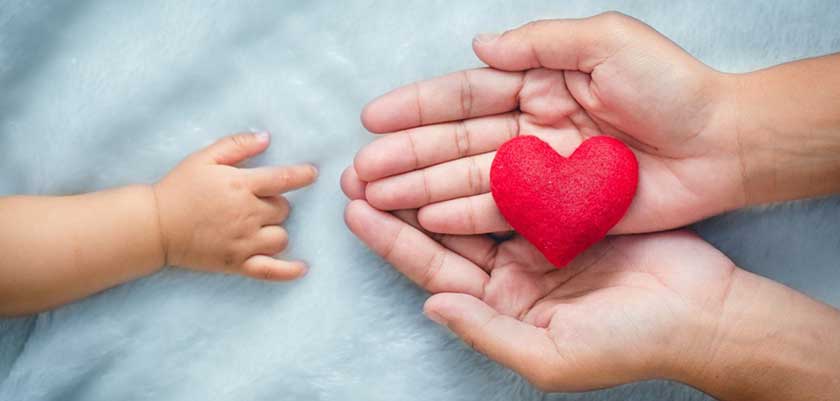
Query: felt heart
[[490, 135, 638, 268]]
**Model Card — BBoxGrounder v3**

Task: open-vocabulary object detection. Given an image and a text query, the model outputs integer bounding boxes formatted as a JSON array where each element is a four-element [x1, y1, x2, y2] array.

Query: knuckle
[[245, 259, 273, 281], [420, 168, 433, 204], [462, 332, 492, 362], [258, 227, 287, 254], [482, 244, 499, 268], [413, 81, 426, 125], [420, 250, 446, 289], [528, 371, 556, 393], [465, 157, 482, 195], [247, 211, 265, 228], [463, 335, 480, 354], [222, 250, 237, 268], [523, 354, 561, 392], [277, 209, 290, 224], [230, 211, 254, 238], [228, 175, 247, 192], [229, 133, 251, 149], [454, 121, 471, 158], [522, 19, 549, 32], [459, 70, 474, 118], [465, 197, 478, 234], [244, 259, 272, 281], [519, 19, 554, 38], [506, 112, 521, 140], [274, 228, 289, 248], [519, 362, 556, 392], [261, 265, 273, 280], [275, 168, 292, 185], [596, 11, 633, 33], [596, 10, 628, 21], [277, 196, 290, 211], [405, 131, 422, 170], [274, 197, 291, 220]]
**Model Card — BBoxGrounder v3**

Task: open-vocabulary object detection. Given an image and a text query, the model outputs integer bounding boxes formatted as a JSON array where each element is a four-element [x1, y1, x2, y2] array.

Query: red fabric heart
[[490, 135, 638, 268]]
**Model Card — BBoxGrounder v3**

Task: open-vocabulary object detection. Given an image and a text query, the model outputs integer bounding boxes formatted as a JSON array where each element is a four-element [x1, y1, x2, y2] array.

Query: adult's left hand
[[340, 191, 736, 391]]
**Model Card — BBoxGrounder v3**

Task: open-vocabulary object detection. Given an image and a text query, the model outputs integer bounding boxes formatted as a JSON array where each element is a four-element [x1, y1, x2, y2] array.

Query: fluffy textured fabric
[[1, 1, 839, 401], [491, 136, 638, 268]]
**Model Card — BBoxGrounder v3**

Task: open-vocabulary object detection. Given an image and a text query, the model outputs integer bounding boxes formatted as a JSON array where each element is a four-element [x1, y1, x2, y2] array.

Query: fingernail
[[425, 311, 447, 326], [255, 131, 270, 142], [474, 32, 500, 43]]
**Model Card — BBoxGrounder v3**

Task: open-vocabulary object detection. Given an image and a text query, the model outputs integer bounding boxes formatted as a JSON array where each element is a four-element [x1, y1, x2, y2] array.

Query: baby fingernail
[[255, 131, 270, 142], [474, 32, 500, 43]]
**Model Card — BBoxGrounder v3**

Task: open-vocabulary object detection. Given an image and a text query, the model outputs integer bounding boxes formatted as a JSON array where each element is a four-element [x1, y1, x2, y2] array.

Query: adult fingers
[[391, 209, 499, 272], [417, 193, 511, 235], [340, 166, 367, 200], [365, 152, 494, 210], [424, 293, 561, 391], [354, 112, 518, 182], [361, 68, 524, 134], [344, 200, 488, 297]]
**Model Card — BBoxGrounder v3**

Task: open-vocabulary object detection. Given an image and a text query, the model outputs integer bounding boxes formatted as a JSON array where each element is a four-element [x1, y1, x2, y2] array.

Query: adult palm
[[353, 12, 745, 235], [342, 199, 735, 391]]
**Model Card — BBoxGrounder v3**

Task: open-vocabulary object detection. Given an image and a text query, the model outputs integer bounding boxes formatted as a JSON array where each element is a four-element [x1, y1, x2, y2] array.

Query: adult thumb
[[472, 12, 637, 73], [424, 293, 560, 390]]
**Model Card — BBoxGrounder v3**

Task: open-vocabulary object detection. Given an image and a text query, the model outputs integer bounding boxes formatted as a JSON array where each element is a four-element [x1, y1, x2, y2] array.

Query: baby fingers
[[240, 255, 306, 281], [251, 225, 289, 256], [258, 196, 291, 225], [248, 164, 318, 197]]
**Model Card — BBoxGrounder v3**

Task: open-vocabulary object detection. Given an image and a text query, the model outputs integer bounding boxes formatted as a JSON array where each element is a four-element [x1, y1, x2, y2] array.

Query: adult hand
[[342, 195, 732, 390], [342, 197, 840, 398], [353, 12, 745, 235]]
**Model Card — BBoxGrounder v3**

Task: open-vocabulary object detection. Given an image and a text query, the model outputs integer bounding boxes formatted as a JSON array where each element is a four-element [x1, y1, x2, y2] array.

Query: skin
[[344, 12, 840, 400], [350, 14, 840, 236], [0, 132, 317, 316], [342, 200, 840, 399]]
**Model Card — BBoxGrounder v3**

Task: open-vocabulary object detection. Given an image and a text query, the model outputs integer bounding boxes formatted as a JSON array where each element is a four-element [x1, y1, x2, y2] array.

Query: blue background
[[1, 1, 838, 399]]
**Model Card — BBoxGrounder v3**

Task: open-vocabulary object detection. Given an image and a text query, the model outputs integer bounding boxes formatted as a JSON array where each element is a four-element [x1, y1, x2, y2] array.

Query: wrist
[[141, 184, 168, 272], [674, 268, 840, 400], [729, 55, 840, 206], [704, 70, 751, 212]]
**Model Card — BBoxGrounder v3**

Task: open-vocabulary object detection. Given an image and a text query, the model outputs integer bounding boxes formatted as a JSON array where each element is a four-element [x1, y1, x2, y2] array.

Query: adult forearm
[[679, 268, 840, 401], [0, 185, 165, 315], [734, 53, 840, 205]]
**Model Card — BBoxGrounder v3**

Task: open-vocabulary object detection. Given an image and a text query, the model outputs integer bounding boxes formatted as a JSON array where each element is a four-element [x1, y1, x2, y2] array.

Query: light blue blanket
[[1, 1, 838, 400]]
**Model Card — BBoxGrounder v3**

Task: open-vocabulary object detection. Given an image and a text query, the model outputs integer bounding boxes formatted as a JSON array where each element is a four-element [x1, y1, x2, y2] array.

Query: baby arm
[[0, 132, 317, 316]]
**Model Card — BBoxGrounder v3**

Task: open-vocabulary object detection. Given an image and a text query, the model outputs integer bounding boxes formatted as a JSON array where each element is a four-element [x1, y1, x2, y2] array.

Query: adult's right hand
[[353, 12, 746, 235]]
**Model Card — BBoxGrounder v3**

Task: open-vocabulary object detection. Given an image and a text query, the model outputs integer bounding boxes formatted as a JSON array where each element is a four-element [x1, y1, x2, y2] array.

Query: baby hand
[[153, 132, 317, 281]]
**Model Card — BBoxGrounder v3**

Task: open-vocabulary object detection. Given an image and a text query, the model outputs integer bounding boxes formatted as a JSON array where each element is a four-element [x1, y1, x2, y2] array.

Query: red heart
[[490, 135, 638, 268]]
